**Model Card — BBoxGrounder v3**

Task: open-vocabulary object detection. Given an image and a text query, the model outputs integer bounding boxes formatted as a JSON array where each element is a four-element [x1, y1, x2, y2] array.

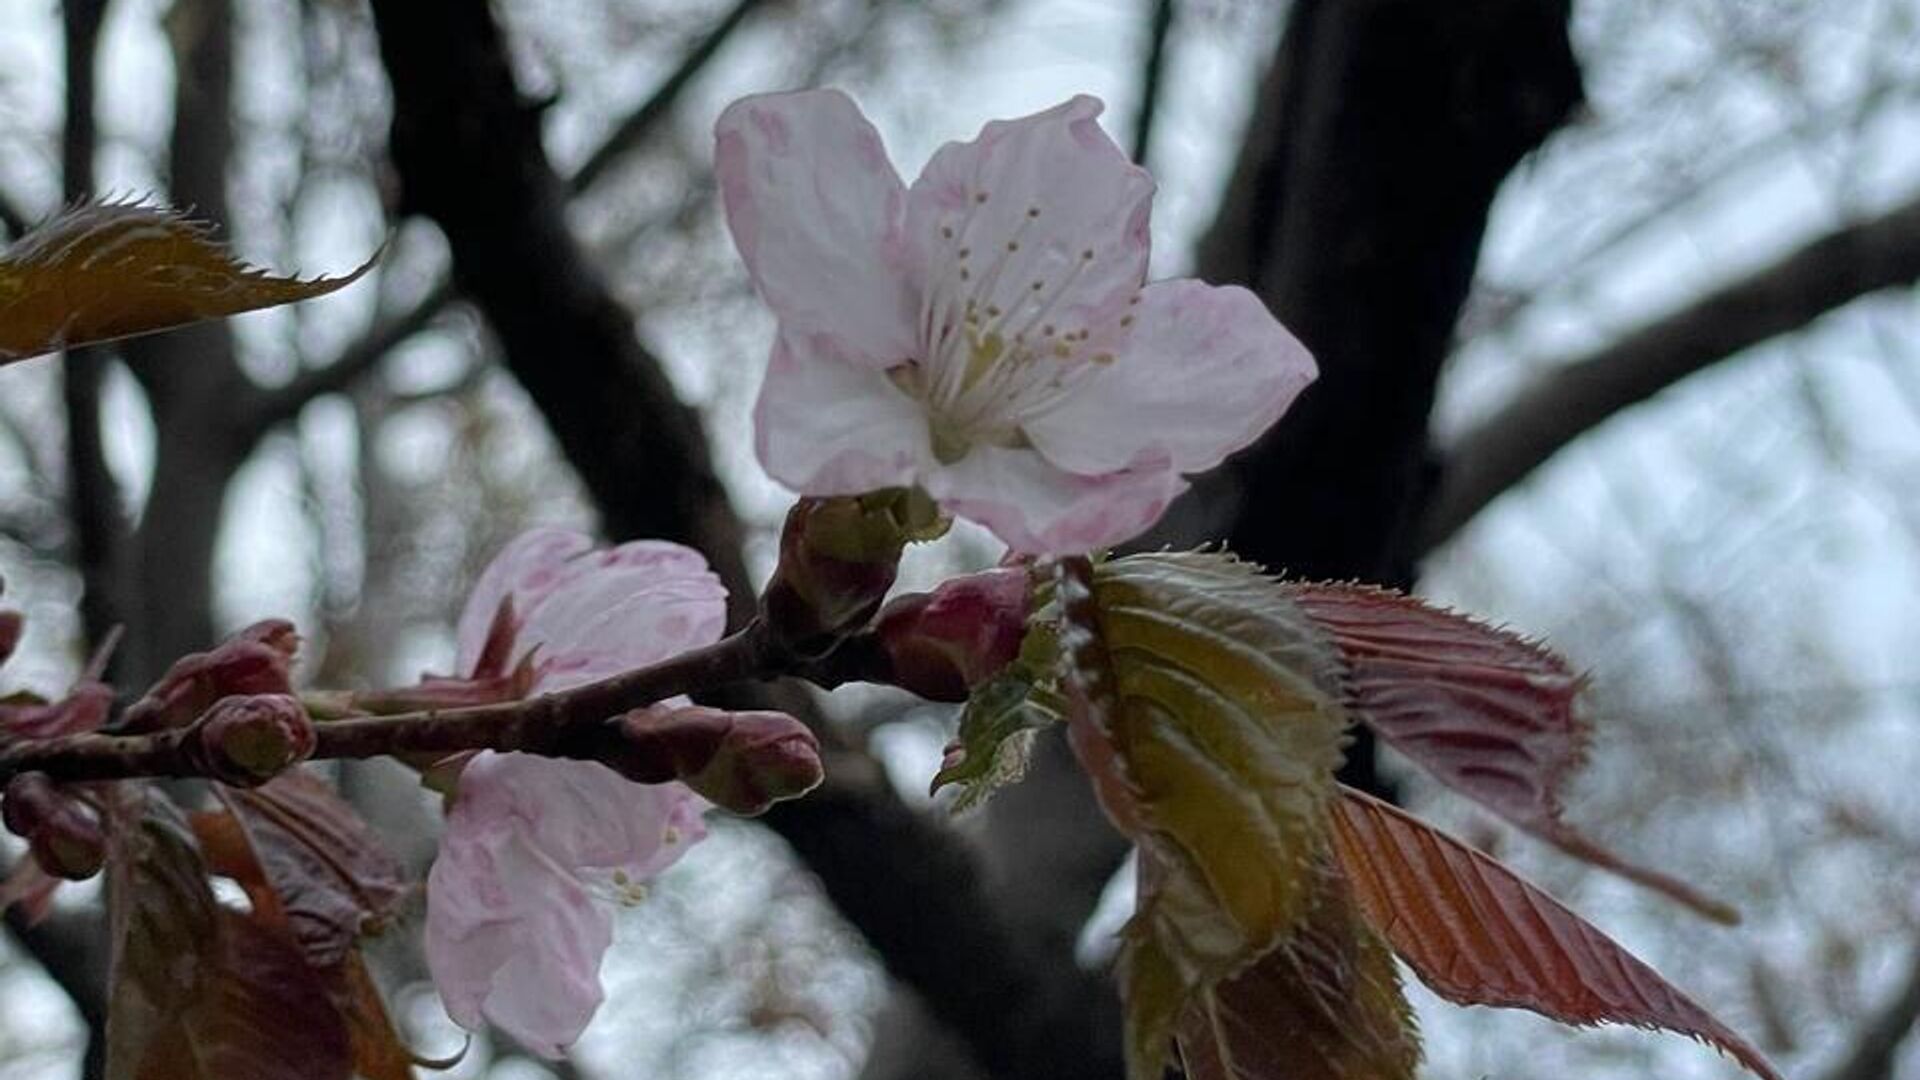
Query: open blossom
[[426, 528, 725, 1057], [717, 90, 1315, 554]]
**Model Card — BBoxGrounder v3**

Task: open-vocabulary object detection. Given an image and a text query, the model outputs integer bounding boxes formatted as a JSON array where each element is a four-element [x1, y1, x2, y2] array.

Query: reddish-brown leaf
[[340, 951, 419, 1080], [1176, 855, 1419, 1080], [0, 202, 372, 365], [1328, 788, 1781, 1080], [105, 795, 351, 1080], [1288, 582, 1735, 921], [215, 770, 408, 970]]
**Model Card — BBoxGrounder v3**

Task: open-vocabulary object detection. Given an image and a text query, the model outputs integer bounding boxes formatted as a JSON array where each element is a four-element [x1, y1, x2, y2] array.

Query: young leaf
[[1176, 856, 1419, 1080], [928, 671, 1061, 812], [929, 618, 1065, 812], [213, 770, 408, 970], [1328, 787, 1781, 1080], [0, 202, 373, 366], [1056, 553, 1352, 1080], [105, 793, 351, 1080], [1287, 582, 1735, 922]]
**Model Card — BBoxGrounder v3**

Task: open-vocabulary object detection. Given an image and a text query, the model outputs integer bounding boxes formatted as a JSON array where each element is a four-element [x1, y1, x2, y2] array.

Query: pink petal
[[715, 89, 919, 369], [1024, 279, 1315, 475], [520, 543, 728, 693], [426, 752, 711, 1055], [455, 528, 593, 675], [424, 814, 611, 1057], [904, 95, 1152, 346], [923, 444, 1184, 555], [453, 752, 708, 877], [753, 330, 932, 496]]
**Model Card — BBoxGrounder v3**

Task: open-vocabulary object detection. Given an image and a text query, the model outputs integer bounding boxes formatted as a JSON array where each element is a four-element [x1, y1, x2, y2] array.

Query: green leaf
[[105, 790, 352, 1080], [929, 621, 1064, 812], [1175, 854, 1419, 1080], [0, 202, 373, 366], [1055, 552, 1356, 1080]]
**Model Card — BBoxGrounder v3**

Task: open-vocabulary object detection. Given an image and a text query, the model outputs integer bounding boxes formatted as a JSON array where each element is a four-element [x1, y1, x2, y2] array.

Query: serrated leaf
[[1175, 855, 1419, 1080], [1328, 787, 1781, 1080], [105, 792, 351, 1080], [1288, 582, 1735, 922], [0, 202, 373, 365], [929, 672, 1062, 813], [1057, 552, 1352, 1080], [211, 770, 408, 970]]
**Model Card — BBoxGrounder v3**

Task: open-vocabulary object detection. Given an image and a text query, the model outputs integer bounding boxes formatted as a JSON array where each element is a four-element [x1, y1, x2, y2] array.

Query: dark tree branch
[[367, 0, 749, 606], [237, 278, 458, 444], [233, 0, 763, 445], [1422, 190, 1920, 552], [570, 0, 768, 194], [1130, 0, 1177, 168], [60, 0, 123, 657]]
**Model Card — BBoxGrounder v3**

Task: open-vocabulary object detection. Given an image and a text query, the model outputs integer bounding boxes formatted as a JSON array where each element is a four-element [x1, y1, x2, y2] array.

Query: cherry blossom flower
[[425, 528, 725, 1057], [716, 90, 1316, 554]]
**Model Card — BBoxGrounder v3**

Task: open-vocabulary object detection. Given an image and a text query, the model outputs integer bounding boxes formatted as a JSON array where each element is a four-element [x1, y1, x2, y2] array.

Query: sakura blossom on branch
[[424, 528, 729, 1057], [717, 90, 1316, 555]]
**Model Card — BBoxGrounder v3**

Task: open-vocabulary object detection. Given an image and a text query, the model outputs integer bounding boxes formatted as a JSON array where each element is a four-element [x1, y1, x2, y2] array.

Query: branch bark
[[1421, 190, 1920, 552]]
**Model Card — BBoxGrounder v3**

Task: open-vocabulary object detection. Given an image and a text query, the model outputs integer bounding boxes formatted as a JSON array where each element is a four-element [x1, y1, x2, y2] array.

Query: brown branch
[[0, 627, 769, 784], [1421, 189, 1920, 553]]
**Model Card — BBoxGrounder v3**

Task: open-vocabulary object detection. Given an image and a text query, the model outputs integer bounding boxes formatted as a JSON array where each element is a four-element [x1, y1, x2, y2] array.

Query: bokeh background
[[3, 0, 1920, 1077]]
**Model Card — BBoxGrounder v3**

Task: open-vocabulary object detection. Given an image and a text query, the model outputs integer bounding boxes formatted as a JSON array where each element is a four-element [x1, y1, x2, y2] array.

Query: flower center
[[894, 191, 1138, 464]]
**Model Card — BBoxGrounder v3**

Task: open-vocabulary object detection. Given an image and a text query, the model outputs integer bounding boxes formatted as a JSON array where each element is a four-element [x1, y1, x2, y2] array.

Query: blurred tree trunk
[[119, 0, 249, 686]]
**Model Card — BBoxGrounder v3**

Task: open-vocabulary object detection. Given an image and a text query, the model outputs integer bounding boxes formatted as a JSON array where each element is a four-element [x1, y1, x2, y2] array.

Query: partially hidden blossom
[[425, 528, 727, 1057], [717, 90, 1315, 554]]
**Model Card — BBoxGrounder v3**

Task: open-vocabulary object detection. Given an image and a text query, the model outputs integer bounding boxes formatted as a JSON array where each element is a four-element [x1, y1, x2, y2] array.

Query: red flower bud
[[192, 694, 315, 787], [875, 568, 1030, 701], [2, 773, 106, 881], [612, 705, 823, 816], [122, 620, 298, 733]]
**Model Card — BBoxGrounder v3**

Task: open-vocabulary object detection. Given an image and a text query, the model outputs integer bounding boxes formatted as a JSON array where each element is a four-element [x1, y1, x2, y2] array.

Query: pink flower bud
[[613, 705, 823, 816], [875, 568, 1031, 702], [2, 773, 106, 881], [192, 694, 315, 787], [122, 620, 298, 733]]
